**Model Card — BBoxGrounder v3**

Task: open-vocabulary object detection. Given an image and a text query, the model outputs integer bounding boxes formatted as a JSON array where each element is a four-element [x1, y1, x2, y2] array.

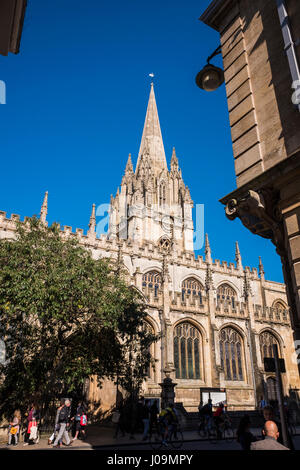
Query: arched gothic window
[[173, 322, 202, 380], [142, 271, 162, 298], [219, 327, 244, 381], [273, 301, 288, 321], [259, 331, 281, 360], [182, 278, 203, 304], [217, 283, 237, 309]]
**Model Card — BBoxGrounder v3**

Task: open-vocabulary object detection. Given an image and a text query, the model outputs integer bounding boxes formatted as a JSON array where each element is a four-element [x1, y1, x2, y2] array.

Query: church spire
[[136, 83, 167, 175], [40, 191, 48, 225]]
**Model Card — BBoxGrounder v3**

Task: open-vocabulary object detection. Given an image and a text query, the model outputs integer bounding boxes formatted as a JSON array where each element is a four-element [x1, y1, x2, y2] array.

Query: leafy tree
[[0, 217, 156, 419]]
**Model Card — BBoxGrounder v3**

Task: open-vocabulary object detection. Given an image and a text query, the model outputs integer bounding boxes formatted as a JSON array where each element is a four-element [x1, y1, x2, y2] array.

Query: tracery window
[[273, 301, 288, 321], [219, 327, 244, 381], [259, 331, 281, 360], [173, 322, 202, 380], [142, 271, 162, 298], [181, 278, 203, 304], [217, 283, 237, 309]]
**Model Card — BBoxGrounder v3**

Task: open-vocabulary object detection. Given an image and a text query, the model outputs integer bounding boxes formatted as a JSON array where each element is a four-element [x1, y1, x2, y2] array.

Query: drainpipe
[[276, 0, 300, 112]]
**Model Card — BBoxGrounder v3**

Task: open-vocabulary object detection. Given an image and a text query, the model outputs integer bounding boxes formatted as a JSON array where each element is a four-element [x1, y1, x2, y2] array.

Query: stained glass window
[[219, 328, 244, 381], [174, 322, 202, 379], [259, 331, 281, 360], [182, 278, 203, 303], [217, 284, 237, 308], [142, 271, 162, 298]]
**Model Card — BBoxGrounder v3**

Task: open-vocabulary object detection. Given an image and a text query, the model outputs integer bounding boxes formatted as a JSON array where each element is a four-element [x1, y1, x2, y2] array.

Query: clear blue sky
[[0, 0, 284, 282]]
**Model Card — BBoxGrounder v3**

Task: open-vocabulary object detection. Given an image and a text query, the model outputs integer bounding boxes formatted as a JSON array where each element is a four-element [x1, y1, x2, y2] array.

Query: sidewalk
[[1, 425, 299, 450]]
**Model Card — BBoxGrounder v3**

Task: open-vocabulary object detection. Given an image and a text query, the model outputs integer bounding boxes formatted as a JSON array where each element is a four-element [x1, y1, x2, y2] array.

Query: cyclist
[[158, 403, 178, 446], [198, 399, 213, 433], [213, 403, 225, 439]]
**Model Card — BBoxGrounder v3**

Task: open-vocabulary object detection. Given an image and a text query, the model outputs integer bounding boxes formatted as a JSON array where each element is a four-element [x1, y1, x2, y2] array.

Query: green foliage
[[0, 217, 157, 418]]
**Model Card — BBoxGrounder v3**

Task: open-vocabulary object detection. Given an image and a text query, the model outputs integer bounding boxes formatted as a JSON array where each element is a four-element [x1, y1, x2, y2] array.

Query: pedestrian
[[52, 398, 72, 448], [141, 399, 150, 440], [236, 414, 257, 450], [251, 421, 290, 450], [258, 396, 267, 415], [149, 400, 159, 435], [263, 405, 294, 449], [48, 399, 65, 446], [72, 401, 88, 442], [7, 410, 21, 446], [213, 403, 224, 439], [113, 401, 126, 438], [24, 403, 39, 446]]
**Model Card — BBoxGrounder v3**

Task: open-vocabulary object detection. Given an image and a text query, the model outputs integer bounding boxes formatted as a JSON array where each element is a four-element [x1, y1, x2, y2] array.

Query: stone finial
[[40, 191, 48, 225], [259, 256, 265, 281], [125, 153, 133, 174], [88, 203, 96, 236], [205, 233, 212, 264], [235, 241, 243, 272], [171, 147, 178, 168]]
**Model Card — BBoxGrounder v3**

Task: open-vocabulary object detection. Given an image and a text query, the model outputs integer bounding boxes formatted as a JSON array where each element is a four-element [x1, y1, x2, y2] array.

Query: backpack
[[80, 414, 87, 426]]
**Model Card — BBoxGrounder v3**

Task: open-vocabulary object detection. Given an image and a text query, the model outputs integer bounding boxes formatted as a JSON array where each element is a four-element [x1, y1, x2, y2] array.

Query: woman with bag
[[7, 410, 21, 446], [71, 402, 88, 442], [24, 403, 39, 446]]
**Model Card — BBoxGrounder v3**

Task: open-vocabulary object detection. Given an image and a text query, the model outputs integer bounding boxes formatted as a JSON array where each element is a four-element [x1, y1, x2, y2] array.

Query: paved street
[[1, 426, 300, 451]]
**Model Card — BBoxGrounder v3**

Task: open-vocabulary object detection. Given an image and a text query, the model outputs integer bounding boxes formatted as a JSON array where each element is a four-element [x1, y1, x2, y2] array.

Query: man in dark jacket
[[52, 399, 72, 448], [251, 421, 289, 450]]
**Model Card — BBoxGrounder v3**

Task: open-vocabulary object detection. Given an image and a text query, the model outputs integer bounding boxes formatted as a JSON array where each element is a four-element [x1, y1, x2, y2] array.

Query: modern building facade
[[0, 84, 299, 412]]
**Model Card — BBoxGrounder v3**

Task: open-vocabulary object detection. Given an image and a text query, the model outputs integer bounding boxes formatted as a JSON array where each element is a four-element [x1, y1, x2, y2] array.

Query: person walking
[[113, 401, 126, 438], [72, 402, 88, 442], [251, 421, 290, 450], [23, 403, 39, 446], [141, 399, 151, 441], [149, 400, 159, 435], [236, 415, 257, 450], [7, 410, 21, 446], [48, 399, 65, 446], [52, 399, 72, 448]]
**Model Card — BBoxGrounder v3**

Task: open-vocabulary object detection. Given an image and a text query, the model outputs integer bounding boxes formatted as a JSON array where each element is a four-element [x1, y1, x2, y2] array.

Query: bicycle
[[149, 422, 184, 449], [221, 419, 235, 441], [198, 418, 215, 439]]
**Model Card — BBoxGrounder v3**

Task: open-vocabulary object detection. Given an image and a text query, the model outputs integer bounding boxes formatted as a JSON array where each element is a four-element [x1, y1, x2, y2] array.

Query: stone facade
[[1, 83, 300, 413], [200, 0, 300, 346]]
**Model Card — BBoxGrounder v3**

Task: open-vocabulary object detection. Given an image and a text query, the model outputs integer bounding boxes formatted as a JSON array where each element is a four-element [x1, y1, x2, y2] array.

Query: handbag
[[29, 425, 38, 440], [10, 426, 18, 435]]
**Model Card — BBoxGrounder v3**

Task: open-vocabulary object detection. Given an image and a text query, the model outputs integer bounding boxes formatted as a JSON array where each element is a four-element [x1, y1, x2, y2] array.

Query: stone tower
[[108, 83, 194, 252]]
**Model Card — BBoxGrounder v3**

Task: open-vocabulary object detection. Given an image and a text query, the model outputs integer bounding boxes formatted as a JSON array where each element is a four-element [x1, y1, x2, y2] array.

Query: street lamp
[[195, 45, 224, 91]]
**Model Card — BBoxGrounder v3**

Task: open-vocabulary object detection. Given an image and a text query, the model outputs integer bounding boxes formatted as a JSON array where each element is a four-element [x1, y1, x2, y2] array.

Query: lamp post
[[195, 45, 224, 92]]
